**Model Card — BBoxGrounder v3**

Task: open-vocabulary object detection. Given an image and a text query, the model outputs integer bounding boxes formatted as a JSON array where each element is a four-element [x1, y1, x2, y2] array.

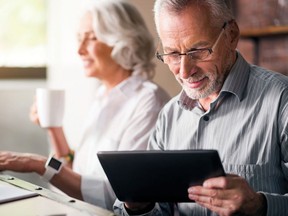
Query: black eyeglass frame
[[155, 22, 228, 65]]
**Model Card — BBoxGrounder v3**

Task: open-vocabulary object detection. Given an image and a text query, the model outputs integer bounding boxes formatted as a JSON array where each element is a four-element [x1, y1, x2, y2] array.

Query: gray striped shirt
[[114, 52, 288, 216]]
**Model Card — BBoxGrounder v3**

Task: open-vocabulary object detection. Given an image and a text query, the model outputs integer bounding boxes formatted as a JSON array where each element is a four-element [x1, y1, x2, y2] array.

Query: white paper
[[0, 183, 38, 204]]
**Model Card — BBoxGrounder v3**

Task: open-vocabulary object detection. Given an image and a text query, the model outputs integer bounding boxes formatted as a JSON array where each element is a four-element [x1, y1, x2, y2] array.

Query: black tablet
[[97, 150, 225, 202]]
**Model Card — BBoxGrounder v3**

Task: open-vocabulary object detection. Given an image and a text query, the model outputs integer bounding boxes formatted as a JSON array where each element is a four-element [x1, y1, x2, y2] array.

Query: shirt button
[[203, 116, 210, 121]]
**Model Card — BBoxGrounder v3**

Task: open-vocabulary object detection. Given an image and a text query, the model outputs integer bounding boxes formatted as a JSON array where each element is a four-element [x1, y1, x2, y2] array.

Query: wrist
[[28, 155, 46, 175], [58, 149, 74, 164], [254, 193, 267, 216], [41, 156, 63, 182]]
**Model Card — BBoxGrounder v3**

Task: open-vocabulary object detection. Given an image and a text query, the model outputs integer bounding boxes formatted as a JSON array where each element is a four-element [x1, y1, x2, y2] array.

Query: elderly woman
[[0, 0, 169, 210]]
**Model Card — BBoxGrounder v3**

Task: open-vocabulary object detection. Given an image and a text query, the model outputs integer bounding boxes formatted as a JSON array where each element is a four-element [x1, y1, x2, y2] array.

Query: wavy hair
[[154, 0, 235, 35], [86, 0, 156, 80]]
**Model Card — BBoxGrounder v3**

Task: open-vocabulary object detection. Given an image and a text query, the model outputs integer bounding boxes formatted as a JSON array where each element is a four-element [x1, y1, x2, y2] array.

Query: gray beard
[[181, 52, 234, 100]]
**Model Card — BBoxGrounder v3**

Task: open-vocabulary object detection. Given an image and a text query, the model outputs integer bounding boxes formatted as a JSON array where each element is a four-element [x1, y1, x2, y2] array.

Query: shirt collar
[[220, 52, 250, 101], [178, 51, 250, 110]]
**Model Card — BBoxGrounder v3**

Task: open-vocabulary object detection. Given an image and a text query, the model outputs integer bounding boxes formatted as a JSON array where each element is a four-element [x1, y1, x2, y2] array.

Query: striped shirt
[[113, 52, 288, 216]]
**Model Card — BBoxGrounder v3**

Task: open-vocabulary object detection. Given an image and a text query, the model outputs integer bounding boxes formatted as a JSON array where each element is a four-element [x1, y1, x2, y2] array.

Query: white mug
[[36, 88, 65, 128]]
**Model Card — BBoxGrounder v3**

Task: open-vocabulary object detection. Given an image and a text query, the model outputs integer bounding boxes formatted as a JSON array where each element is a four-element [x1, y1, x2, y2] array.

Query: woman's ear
[[227, 20, 240, 49]]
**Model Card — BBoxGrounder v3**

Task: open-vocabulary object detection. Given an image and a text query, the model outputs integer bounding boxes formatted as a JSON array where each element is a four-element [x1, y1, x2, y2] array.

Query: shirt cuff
[[262, 192, 288, 216]]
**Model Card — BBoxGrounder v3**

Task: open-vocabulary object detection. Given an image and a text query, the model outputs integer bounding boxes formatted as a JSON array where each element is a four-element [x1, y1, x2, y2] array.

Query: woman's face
[[77, 12, 119, 81]]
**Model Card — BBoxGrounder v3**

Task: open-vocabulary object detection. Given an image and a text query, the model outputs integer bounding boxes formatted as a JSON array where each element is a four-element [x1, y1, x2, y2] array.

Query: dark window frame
[[0, 67, 46, 79]]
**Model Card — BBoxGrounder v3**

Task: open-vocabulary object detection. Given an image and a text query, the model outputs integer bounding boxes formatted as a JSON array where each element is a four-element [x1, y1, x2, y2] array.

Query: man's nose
[[179, 55, 197, 79]]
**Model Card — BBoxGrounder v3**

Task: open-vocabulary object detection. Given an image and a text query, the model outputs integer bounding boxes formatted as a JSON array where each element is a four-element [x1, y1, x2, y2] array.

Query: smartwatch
[[42, 156, 63, 182]]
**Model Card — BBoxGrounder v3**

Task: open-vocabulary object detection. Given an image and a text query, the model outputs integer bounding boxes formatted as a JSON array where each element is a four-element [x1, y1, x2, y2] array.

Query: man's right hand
[[124, 202, 155, 214]]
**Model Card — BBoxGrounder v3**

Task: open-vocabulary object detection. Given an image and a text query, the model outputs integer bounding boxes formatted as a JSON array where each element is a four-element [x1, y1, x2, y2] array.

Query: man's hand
[[188, 174, 266, 216], [124, 202, 155, 214]]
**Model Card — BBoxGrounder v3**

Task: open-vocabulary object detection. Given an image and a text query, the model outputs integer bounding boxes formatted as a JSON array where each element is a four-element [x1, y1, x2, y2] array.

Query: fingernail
[[203, 181, 210, 187], [188, 187, 195, 193]]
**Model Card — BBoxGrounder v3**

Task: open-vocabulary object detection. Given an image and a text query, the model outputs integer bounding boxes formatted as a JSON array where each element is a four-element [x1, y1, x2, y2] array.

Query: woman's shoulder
[[140, 79, 171, 103]]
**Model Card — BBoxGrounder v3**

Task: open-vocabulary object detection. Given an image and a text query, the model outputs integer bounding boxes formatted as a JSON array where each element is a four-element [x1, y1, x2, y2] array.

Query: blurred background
[[0, 0, 287, 187]]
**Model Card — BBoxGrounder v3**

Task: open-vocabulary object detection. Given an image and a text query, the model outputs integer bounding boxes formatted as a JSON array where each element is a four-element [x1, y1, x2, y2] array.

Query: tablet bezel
[[97, 150, 225, 202]]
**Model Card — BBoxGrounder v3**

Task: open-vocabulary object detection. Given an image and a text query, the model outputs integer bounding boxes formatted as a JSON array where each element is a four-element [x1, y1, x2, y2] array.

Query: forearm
[[49, 166, 83, 200], [47, 127, 71, 157]]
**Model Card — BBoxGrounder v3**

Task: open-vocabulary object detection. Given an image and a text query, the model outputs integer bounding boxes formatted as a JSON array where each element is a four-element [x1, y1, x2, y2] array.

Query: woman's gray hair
[[86, 0, 155, 80], [154, 0, 235, 35]]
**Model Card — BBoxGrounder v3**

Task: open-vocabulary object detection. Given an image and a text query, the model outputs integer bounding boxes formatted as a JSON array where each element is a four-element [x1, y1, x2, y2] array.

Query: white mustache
[[178, 76, 205, 83]]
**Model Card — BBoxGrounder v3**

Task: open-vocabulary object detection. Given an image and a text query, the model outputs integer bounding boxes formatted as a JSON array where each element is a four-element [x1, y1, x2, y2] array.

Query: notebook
[[97, 150, 225, 202]]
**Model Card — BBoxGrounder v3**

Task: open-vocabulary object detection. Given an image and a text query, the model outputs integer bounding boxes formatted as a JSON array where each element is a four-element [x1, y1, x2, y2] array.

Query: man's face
[[158, 5, 233, 100]]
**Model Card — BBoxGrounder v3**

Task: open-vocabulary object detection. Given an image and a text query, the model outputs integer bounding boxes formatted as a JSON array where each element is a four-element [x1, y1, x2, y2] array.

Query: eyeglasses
[[156, 22, 227, 65]]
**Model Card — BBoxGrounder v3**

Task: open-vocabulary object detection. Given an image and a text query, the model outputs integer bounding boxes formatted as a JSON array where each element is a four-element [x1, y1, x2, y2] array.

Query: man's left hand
[[188, 174, 266, 216]]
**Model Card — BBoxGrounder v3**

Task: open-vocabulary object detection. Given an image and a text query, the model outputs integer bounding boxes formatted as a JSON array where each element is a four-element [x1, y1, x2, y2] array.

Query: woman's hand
[[0, 151, 46, 175], [29, 99, 40, 126]]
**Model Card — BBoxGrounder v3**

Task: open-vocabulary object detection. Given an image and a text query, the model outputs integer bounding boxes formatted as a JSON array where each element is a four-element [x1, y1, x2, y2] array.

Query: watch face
[[48, 157, 62, 170]]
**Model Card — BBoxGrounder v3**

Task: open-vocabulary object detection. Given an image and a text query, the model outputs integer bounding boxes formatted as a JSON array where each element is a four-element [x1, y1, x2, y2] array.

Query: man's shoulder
[[250, 65, 288, 89]]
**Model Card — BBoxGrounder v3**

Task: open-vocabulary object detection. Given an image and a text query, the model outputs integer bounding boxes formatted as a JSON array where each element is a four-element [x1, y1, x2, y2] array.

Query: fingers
[[203, 174, 241, 189], [187, 175, 258, 215], [196, 200, 238, 216], [0, 151, 46, 176], [203, 176, 229, 189], [188, 186, 237, 202], [188, 186, 240, 215], [0, 151, 17, 170], [188, 175, 245, 201], [29, 101, 40, 125]]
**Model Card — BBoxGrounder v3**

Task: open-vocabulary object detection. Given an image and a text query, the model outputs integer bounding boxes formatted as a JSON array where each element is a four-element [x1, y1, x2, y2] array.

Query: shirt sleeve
[[81, 174, 116, 211], [262, 193, 288, 216], [263, 89, 288, 215]]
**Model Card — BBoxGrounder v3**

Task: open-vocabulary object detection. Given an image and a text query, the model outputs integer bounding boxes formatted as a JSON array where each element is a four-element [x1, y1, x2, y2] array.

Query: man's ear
[[227, 20, 240, 49]]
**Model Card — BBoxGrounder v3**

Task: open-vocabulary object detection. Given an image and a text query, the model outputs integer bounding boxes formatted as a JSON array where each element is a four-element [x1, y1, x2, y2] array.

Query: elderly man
[[114, 0, 288, 215]]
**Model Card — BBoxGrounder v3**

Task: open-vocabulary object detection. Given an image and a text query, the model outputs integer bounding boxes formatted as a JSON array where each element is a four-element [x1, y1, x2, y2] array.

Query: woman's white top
[[73, 75, 170, 210]]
